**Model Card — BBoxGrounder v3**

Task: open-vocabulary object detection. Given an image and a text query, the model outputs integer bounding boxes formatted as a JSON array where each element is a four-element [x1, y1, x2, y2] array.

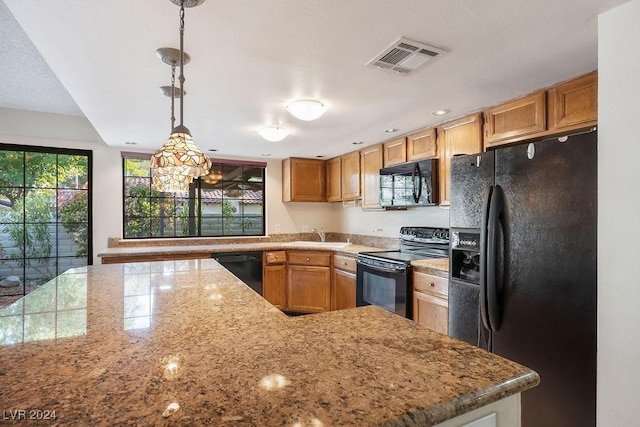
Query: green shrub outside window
[[122, 155, 265, 239]]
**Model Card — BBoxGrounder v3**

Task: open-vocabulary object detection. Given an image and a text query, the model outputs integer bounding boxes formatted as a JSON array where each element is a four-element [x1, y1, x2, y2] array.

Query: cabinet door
[[383, 137, 407, 167], [548, 71, 598, 132], [283, 158, 326, 202], [413, 291, 448, 335], [484, 91, 546, 148], [263, 264, 287, 310], [341, 151, 361, 200], [360, 144, 383, 209], [407, 128, 437, 161], [326, 157, 342, 202], [437, 114, 483, 205], [332, 268, 356, 311], [287, 265, 331, 313]]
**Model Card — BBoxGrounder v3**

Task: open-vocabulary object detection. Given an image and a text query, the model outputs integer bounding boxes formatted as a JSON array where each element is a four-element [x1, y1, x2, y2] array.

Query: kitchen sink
[[284, 241, 351, 248]]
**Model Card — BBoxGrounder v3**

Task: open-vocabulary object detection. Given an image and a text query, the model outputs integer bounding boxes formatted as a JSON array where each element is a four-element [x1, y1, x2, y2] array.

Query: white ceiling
[[1, 0, 630, 159]]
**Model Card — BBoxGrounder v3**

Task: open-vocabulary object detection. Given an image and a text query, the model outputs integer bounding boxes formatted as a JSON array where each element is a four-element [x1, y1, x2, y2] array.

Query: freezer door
[[449, 151, 495, 229], [447, 280, 490, 350], [448, 151, 494, 347], [493, 132, 597, 427]]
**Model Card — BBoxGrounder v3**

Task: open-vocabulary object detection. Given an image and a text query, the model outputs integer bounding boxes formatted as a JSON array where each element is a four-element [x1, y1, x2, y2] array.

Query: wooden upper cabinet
[[383, 137, 407, 167], [548, 71, 598, 132], [484, 91, 547, 148], [326, 157, 342, 202], [282, 157, 326, 202], [360, 144, 384, 209], [437, 114, 483, 205], [407, 128, 437, 160], [341, 151, 361, 200]]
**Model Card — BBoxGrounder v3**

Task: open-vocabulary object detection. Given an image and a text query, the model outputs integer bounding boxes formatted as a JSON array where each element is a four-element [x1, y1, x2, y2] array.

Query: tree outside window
[[0, 146, 91, 298], [122, 156, 265, 239]]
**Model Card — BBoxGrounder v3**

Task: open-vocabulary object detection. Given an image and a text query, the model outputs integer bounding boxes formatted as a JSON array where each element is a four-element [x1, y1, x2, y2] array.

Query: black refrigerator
[[448, 130, 597, 427]]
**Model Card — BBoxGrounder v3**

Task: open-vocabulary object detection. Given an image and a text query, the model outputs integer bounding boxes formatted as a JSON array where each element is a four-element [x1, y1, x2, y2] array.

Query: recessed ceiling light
[[432, 109, 451, 116], [208, 148, 218, 152], [384, 128, 400, 133], [124, 141, 138, 145], [352, 141, 364, 145], [259, 126, 289, 142], [261, 153, 272, 157], [315, 155, 324, 158]]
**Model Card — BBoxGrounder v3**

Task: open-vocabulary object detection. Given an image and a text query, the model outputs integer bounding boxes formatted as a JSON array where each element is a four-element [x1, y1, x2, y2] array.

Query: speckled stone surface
[[0, 260, 538, 426], [98, 241, 384, 261], [411, 258, 450, 277]]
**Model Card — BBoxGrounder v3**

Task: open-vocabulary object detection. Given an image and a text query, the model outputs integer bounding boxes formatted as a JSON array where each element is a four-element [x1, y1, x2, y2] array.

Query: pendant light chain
[[170, 65, 176, 132], [179, 1, 185, 128]]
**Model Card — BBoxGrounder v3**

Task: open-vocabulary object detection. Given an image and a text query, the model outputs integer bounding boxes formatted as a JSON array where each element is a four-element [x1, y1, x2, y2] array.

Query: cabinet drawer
[[414, 272, 448, 299], [264, 251, 286, 265], [287, 251, 332, 267], [333, 254, 356, 273]]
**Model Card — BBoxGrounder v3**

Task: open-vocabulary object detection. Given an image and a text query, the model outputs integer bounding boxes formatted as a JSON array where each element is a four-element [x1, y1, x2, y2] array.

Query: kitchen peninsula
[[0, 259, 538, 426]]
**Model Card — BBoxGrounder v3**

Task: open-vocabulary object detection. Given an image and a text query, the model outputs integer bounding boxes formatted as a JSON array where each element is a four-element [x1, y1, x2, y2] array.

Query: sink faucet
[[312, 227, 326, 242]]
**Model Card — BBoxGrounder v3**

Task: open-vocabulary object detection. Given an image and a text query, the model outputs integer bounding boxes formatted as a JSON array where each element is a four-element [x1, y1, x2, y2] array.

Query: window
[[122, 154, 265, 238], [0, 144, 92, 298]]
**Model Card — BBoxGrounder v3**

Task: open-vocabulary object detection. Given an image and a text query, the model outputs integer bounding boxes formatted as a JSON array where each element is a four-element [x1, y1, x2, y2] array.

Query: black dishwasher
[[211, 251, 263, 296]]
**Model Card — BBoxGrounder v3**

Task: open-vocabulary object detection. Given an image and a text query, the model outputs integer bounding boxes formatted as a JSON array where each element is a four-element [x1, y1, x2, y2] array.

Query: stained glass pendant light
[[151, 0, 211, 178], [152, 49, 193, 192]]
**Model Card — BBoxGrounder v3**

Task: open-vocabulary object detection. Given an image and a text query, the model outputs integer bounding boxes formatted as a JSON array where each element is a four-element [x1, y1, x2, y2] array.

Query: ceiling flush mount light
[[151, 0, 211, 179], [286, 99, 327, 121], [432, 109, 451, 116], [259, 126, 289, 142]]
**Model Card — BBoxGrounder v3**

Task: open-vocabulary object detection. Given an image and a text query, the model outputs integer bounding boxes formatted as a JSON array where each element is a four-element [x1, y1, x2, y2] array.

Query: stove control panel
[[399, 227, 449, 244]]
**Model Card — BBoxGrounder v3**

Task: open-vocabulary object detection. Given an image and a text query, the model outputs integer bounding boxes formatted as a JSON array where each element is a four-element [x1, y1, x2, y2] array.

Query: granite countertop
[[98, 241, 382, 259], [98, 240, 450, 273], [0, 259, 537, 426]]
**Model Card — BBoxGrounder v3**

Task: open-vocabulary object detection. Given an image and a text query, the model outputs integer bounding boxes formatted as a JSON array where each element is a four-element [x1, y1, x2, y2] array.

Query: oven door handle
[[356, 260, 407, 274]]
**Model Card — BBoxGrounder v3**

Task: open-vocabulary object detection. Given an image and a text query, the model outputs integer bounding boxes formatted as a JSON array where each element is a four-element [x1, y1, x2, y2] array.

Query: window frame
[[0, 143, 93, 297], [121, 153, 266, 239]]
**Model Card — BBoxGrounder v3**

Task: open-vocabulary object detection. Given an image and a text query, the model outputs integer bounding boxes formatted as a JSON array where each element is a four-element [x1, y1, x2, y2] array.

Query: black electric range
[[356, 227, 449, 319], [357, 227, 450, 268]]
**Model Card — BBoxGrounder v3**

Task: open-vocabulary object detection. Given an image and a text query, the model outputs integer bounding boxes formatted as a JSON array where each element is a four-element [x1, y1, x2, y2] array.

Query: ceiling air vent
[[367, 37, 448, 76]]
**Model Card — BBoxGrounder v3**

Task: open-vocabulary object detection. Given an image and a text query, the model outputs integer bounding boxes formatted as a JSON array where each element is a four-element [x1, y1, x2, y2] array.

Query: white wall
[[598, 2, 640, 425], [338, 205, 449, 237], [0, 109, 122, 267]]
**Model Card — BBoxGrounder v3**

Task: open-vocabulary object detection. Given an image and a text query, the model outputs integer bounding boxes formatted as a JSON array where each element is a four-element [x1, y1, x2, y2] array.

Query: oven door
[[356, 259, 411, 319]]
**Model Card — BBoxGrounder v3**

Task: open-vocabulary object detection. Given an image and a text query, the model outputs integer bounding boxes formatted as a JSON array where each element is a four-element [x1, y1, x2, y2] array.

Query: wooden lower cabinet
[[263, 251, 287, 310], [332, 254, 357, 310], [286, 251, 332, 313], [287, 265, 331, 313], [413, 291, 448, 335], [263, 264, 287, 310], [413, 270, 449, 334]]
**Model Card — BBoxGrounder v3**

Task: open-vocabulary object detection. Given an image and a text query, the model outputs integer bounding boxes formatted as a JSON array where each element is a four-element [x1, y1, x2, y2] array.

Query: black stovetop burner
[[357, 226, 450, 266]]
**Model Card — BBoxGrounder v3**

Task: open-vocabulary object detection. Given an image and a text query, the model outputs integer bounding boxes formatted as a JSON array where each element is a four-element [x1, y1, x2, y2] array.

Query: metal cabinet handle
[[306, 258, 310, 261], [429, 282, 435, 287]]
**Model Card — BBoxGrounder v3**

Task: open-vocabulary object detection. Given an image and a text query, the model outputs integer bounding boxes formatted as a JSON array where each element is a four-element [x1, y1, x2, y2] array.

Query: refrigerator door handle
[[479, 185, 493, 331], [487, 184, 504, 331]]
